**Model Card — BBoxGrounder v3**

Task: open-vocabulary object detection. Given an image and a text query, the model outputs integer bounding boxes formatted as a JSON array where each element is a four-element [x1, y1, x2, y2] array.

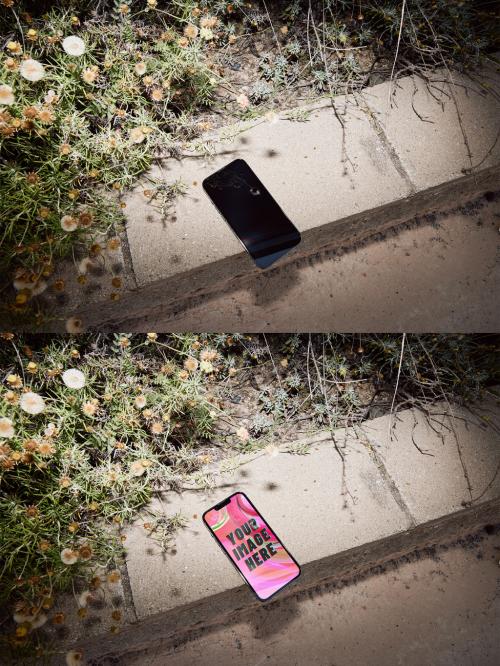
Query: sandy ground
[[121, 528, 500, 666], [148, 194, 500, 332]]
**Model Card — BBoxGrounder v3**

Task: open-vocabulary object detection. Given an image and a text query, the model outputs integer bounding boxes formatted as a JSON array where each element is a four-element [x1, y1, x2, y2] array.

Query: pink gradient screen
[[204, 492, 300, 600]]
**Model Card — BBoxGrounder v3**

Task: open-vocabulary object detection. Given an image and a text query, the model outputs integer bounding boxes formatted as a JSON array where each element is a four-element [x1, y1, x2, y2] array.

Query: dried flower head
[[0, 417, 15, 439], [0, 84, 15, 106]]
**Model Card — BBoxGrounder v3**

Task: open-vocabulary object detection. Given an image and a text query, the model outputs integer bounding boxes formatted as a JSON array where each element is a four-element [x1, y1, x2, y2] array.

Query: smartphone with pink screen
[[203, 491, 301, 601]]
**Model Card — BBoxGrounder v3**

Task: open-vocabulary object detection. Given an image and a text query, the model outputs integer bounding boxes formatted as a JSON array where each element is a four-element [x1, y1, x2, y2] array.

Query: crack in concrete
[[120, 558, 139, 624], [362, 435, 417, 529], [358, 97, 418, 196]]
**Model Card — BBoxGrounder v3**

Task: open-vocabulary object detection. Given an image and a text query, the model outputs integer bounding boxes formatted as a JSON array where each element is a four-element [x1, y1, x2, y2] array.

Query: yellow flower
[[26, 28, 38, 42], [147, 0, 157, 7], [147, 332, 157, 341], [7, 41, 23, 55], [26, 361, 38, 374], [4, 57, 18, 72], [119, 4, 130, 14], [7, 374, 23, 388], [4, 390, 18, 405]]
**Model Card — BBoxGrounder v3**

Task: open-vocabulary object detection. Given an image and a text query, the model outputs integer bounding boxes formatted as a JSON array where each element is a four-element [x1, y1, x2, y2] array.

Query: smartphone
[[202, 159, 301, 269], [203, 491, 301, 601]]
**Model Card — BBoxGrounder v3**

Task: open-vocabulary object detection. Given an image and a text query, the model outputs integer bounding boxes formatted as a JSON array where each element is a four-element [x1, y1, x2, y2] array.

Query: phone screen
[[203, 491, 301, 601], [202, 159, 301, 269]]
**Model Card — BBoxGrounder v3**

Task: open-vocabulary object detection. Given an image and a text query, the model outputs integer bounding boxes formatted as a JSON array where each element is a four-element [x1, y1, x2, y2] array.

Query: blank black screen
[[203, 159, 301, 268]]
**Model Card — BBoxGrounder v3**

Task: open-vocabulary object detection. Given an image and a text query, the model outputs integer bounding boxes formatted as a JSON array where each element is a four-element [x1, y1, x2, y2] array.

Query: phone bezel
[[202, 159, 301, 269], [202, 490, 301, 602]]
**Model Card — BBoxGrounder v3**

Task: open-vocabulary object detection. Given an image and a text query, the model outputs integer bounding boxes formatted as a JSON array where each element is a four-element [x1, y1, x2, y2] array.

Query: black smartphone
[[202, 159, 301, 269], [203, 491, 301, 601]]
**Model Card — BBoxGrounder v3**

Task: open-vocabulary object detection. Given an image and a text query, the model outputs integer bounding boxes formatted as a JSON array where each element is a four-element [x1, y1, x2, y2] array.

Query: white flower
[[200, 27, 214, 41], [134, 395, 146, 409], [0, 417, 15, 438], [65, 317, 83, 334], [200, 360, 214, 374], [130, 126, 146, 143], [130, 460, 146, 477], [30, 279, 48, 296], [78, 590, 92, 607], [62, 369, 86, 389], [134, 62, 147, 76], [61, 214, 78, 232], [60, 548, 79, 565], [20, 59, 46, 82], [62, 36, 86, 56], [66, 650, 83, 666], [0, 84, 15, 106], [44, 89, 58, 104], [236, 426, 250, 442], [20, 392, 46, 415], [44, 422, 57, 437], [30, 612, 48, 629]]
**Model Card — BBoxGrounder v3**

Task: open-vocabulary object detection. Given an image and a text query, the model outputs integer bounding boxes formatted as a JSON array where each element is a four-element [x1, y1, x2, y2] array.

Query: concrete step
[[113, 529, 500, 666], [63, 391, 500, 664], [38, 59, 500, 331]]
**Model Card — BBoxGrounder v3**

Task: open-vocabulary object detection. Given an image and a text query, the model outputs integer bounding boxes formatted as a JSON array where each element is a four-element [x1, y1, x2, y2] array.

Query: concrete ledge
[[71, 393, 500, 663], [48, 60, 500, 330]]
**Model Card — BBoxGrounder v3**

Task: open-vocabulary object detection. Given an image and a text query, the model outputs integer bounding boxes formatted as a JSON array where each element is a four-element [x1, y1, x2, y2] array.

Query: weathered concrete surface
[[135, 192, 500, 332], [119, 529, 500, 666], [55, 62, 500, 330], [364, 65, 500, 190], [70, 395, 500, 664], [125, 432, 410, 621], [125, 102, 411, 287], [363, 394, 500, 522]]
